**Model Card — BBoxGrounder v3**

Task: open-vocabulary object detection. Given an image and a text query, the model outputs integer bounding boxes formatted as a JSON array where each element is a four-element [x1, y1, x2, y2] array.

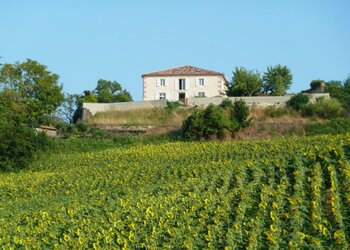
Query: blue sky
[[1, 1, 349, 100]]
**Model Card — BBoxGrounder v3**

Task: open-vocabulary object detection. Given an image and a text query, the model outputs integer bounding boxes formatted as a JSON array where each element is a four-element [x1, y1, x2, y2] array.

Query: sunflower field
[[1, 134, 350, 249]]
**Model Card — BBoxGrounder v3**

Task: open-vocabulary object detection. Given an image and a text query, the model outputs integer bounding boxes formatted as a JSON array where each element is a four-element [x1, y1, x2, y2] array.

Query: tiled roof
[[142, 65, 224, 77]]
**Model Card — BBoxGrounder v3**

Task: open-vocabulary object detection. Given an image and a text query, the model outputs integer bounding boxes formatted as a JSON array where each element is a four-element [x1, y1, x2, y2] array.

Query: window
[[179, 79, 186, 90], [198, 92, 205, 97], [160, 79, 166, 86], [199, 78, 205, 86], [159, 93, 166, 99]]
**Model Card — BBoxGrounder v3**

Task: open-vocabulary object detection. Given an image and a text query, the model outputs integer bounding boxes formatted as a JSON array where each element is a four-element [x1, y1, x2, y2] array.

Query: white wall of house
[[143, 75, 226, 101]]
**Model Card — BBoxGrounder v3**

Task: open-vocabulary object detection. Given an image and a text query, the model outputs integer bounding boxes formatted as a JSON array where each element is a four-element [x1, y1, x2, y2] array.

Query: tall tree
[[262, 64, 292, 96], [95, 79, 132, 103], [0, 59, 64, 126], [226, 67, 262, 96]]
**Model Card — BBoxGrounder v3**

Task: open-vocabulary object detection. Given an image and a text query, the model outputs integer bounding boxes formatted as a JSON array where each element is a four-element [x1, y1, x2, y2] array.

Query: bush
[[202, 104, 232, 137], [0, 123, 49, 171], [182, 101, 250, 140], [302, 97, 344, 119], [219, 98, 234, 110], [181, 109, 206, 140], [288, 94, 309, 111], [233, 99, 250, 127]]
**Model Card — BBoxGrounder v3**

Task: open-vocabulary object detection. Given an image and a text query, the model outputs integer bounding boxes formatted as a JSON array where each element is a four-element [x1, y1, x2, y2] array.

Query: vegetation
[[0, 59, 64, 126], [288, 93, 310, 111], [1, 134, 350, 248], [324, 77, 350, 113], [302, 97, 344, 119], [226, 67, 261, 96], [305, 119, 350, 136], [0, 59, 62, 171], [72, 79, 133, 123], [226, 64, 293, 97], [262, 64, 293, 96], [182, 100, 250, 140], [87, 107, 191, 127]]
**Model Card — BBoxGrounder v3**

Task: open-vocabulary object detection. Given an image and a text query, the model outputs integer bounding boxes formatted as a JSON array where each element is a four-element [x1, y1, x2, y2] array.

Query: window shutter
[[203, 77, 207, 86], [164, 79, 167, 87], [174, 79, 178, 90], [195, 78, 199, 86], [186, 78, 190, 90], [156, 79, 160, 87], [155, 93, 158, 100]]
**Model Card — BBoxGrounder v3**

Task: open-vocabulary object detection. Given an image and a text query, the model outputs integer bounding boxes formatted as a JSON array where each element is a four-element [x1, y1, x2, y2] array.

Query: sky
[[1, 0, 349, 101]]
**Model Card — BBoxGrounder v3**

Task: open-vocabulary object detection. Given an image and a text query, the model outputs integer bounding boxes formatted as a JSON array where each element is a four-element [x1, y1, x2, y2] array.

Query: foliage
[[95, 79, 132, 103], [78, 90, 98, 103], [288, 93, 310, 111], [305, 119, 350, 136], [0, 90, 49, 171], [182, 109, 206, 139], [219, 98, 234, 110], [1, 135, 350, 248], [233, 99, 250, 127], [226, 67, 262, 96], [0, 59, 64, 126], [302, 97, 344, 119], [262, 64, 292, 96], [182, 100, 249, 140], [202, 104, 232, 137], [325, 77, 350, 112]]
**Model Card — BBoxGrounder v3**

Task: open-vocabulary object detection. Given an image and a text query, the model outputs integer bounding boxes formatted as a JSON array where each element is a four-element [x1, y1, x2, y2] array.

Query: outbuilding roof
[[142, 65, 224, 77]]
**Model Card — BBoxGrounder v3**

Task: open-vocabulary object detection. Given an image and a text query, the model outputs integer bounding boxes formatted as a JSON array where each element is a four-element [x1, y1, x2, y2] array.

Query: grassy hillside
[[1, 134, 350, 248]]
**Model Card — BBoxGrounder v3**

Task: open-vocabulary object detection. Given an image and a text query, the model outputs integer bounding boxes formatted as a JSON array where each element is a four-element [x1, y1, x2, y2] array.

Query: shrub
[[219, 98, 234, 110], [0, 89, 50, 171], [0, 123, 49, 171], [182, 101, 250, 140], [203, 104, 232, 137], [182, 109, 205, 139], [233, 99, 250, 128], [302, 97, 344, 119], [288, 94, 310, 111]]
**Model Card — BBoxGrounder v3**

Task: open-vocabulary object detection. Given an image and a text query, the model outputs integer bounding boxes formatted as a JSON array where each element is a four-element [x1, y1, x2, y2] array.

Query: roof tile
[[142, 65, 224, 77]]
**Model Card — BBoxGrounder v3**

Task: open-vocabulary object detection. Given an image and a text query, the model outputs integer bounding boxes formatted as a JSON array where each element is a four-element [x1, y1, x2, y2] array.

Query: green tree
[[95, 79, 132, 103], [0, 89, 49, 171], [262, 64, 292, 96], [226, 67, 262, 96], [0, 59, 64, 126]]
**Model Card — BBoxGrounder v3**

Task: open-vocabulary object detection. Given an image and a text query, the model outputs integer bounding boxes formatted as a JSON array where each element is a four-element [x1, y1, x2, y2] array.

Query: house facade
[[142, 65, 226, 101]]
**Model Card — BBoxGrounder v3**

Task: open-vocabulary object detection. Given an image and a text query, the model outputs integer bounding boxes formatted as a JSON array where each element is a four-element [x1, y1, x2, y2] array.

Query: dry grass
[[87, 107, 192, 128]]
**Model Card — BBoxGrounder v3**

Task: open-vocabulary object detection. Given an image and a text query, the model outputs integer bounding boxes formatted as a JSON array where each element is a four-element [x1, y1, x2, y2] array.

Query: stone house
[[142, 65, 227, 101]]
